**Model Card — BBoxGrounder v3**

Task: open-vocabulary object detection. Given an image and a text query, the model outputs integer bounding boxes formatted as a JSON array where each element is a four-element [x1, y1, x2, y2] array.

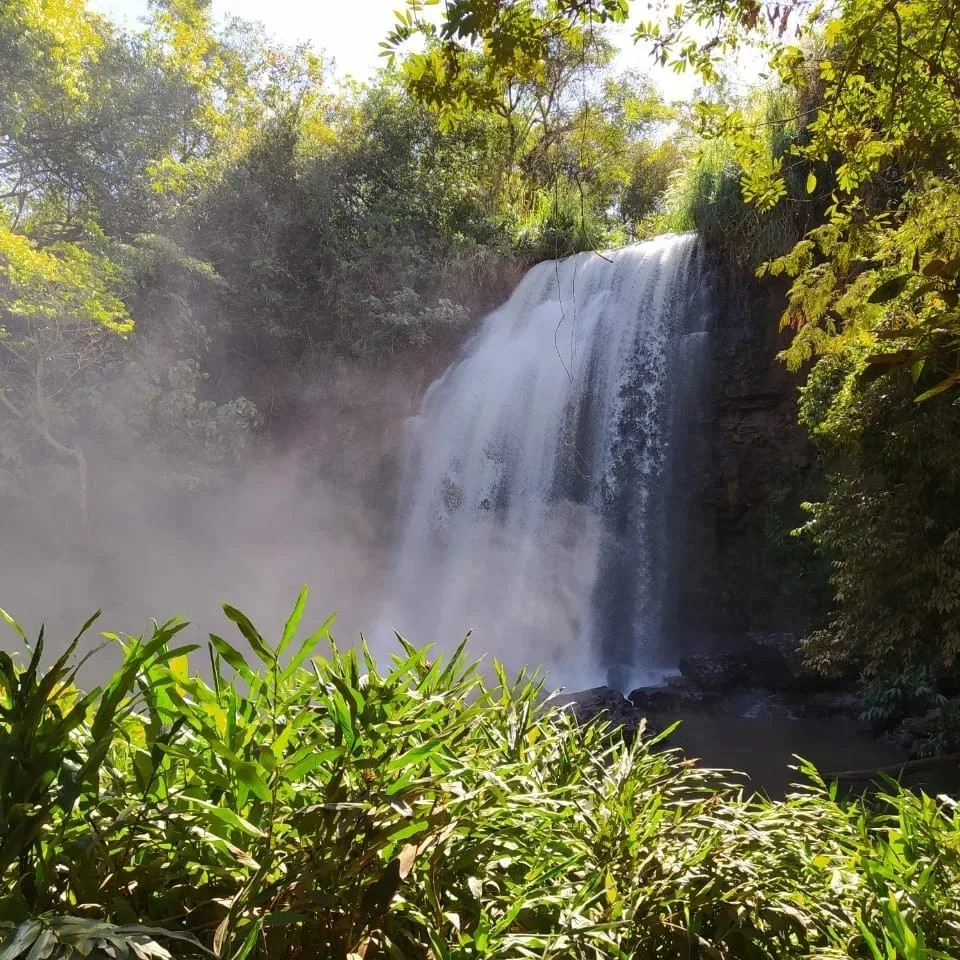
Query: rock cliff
[[669, 267, 831, 649]]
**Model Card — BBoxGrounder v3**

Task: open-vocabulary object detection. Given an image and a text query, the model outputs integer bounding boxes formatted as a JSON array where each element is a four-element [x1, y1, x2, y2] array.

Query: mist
[[0, 357, 418, 683], [378, 499, 609, 689]]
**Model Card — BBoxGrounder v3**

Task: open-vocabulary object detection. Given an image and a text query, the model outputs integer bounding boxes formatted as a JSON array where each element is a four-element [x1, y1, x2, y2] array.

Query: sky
[[86, 0, 430, 80], [84, 0, 763, 98]]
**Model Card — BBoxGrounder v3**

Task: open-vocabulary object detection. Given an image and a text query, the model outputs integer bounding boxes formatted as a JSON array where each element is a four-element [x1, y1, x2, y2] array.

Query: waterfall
[[380, 234, 711, 691]]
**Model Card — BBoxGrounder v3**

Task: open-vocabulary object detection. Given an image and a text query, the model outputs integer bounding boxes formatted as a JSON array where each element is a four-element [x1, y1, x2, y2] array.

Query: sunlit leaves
[[0, 226, 132, 334], [387, 2, 672, 253], [0, 916, 205, 960], [757, 0, 960, 390], [3, 599, 960, 956], [740, 152, 788, 211], [0, 0, 105, 103]]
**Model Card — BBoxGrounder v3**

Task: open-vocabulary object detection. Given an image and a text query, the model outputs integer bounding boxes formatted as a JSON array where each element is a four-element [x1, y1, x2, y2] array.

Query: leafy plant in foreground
[[0, 917, 205, 960], [0, 592, 959, 958]]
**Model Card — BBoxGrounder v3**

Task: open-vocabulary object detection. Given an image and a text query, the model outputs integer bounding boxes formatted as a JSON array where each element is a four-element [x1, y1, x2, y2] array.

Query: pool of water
[[648, 710, 911, 798]]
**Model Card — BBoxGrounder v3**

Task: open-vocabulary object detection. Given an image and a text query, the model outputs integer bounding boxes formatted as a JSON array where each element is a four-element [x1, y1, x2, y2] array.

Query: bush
[[799, 355, 960, 678], [1, 595, 960, 958], [513, 184, 609, 261], [861, 665, 941, 729]]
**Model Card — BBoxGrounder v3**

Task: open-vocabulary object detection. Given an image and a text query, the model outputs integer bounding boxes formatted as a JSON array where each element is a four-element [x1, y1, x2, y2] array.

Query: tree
[[0, 0, 263, 547], [187, 74, 507, 375], [387, 4, 671, 251], [620, 138, 684, 229], [798, 355, 960, 676]]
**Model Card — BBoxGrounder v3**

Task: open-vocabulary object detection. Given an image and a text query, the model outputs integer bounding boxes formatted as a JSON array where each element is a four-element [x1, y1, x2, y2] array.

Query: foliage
[[0, 917, 205, 960], [619, 0, 960, 400], [387, 5, 673, 256], [187, 77, 507, 372], [926, 699, 960, 758], [620, 138, 684, 233], [798, 354, 960, 678], [731, 0, 960, 685], [652, 86, 815, 269], [513, 182, 608, 259], [860, 665, 940, 729], [0, 0, 273, 532], [859, 668, 960, 758], [0, 596, 960, 958]]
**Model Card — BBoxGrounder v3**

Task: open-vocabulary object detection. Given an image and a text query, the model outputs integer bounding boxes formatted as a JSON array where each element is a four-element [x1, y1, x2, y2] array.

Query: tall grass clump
[[658, 138, 741, 236], [513, 183, 613, 262], [1, 592, 959, 959]]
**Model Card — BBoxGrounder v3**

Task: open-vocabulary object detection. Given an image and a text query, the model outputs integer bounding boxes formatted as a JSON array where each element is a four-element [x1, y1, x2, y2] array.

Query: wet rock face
[[626, 677, 864, 722], [560, 686, 652, 741], [745, 631, 826, 691], [627, 636, 862, 722], [678, 653, 751, 692], [628, 675, 704, 713], [672, 269, 830, 642]]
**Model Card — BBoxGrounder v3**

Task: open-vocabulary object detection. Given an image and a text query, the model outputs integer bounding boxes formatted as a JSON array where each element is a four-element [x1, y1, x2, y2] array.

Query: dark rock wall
[[668, 261, 832, 650]]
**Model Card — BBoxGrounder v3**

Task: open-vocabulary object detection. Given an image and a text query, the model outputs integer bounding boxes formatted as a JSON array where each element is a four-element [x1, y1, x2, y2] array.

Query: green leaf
[[208, 634, 254, 683], [234, 761, 272, 802], [0, 921, 42, 960], [857, 918, 885, 960], [278, 587, 308, 659], [913, 280, 941, 297], [806, 171, 817, 194], [182, 796, 265, 837], [223, 605, 274, 666], [288, 746, 343, 781], [0, 609, 26, 643], [23, 930, 54, 960], [914, 373, 960, 403], [941, 255, 960, 279], [284, 614, 334, 679]]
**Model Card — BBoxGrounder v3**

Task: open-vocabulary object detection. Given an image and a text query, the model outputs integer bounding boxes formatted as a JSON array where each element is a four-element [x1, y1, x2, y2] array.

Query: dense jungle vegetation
[[4, 0, 960, 955]]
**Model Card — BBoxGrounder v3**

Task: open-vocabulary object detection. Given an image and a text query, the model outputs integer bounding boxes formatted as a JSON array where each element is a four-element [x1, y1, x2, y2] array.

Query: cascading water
[[381, 234, 711, 691]]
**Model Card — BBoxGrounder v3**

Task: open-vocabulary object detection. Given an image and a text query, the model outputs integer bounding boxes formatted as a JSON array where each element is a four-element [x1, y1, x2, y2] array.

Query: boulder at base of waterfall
[[744, 632, 824, 691], [628, 675, 705, 713], [677, 654, 751, 692], [560, 686, 652, 741]]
